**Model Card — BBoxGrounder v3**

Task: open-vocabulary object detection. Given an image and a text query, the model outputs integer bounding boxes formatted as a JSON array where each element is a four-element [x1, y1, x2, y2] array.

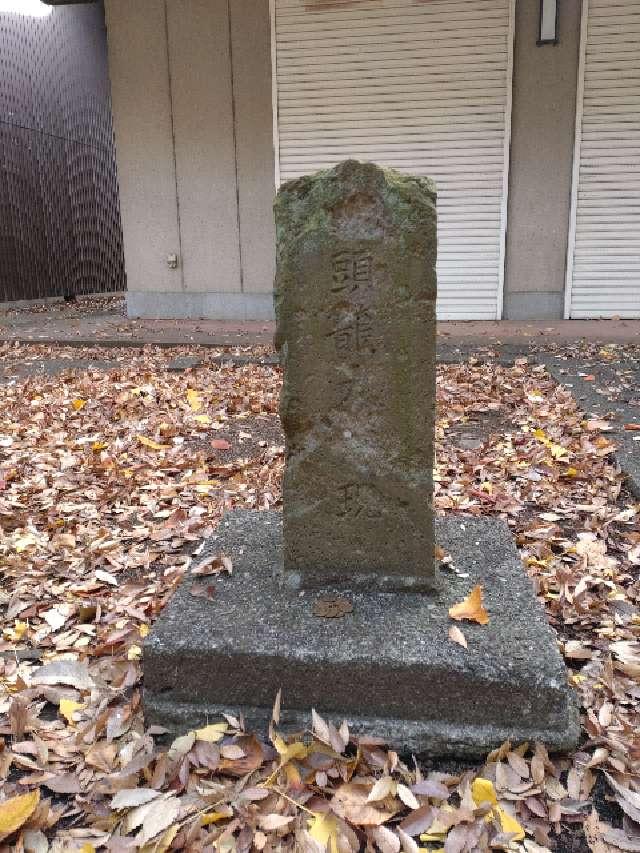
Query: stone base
[[144, 511, 579, 757]]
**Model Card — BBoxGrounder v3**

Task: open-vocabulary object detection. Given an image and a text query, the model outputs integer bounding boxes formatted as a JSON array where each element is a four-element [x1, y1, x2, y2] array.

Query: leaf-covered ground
[[0, 343, 638, 852]]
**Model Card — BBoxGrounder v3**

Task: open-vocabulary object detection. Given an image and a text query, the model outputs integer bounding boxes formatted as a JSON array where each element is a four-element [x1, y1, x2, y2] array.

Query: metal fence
[[0, 1, 124, 303]]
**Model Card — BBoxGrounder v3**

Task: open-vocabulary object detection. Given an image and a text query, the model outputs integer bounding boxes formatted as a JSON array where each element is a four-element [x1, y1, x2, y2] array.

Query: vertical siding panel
[[104, 0, 180, 294], [568, 0, 640, 318], [166, 0, 242, 295], [230, 0, 277, 296]]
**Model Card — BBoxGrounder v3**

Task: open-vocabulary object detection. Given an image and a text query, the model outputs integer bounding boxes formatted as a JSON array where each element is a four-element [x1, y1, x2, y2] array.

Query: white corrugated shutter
[[567, 0, 640, 319], [272, 0, 514, 320]]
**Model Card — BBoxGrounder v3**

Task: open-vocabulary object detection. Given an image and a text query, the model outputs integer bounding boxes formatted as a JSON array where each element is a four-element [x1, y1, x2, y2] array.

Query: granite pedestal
[[144, 511, 579, 757]]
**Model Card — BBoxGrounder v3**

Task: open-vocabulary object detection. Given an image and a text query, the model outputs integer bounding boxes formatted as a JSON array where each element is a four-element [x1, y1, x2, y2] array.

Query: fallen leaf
[[43, 773, 81, 794], [95, 569, 118, 587], [585, 419, 612, 431], [397, 784, 420, 810], [21, 829, 49, 853], [130, 795, 180, 846], [472, 778, 498, 807], [332, 783, 398, 826], [167, 731, 196, 762], [41, 606, 68, 631], [194, 722, 228, 742], [190, 583, 216, 600], [368, 776, 395, 802], [220, 744, 245, 761], [604, 828, 640, 852], [448, 625, 468, 649], [313, 596, 353, 618], [449, 586, 489, 625], [112, 789, 161, 809], [187, 389, 202, 412], [136, 435, 170, 451], [259, 813, 295, 831], [218, 734, 263, 775], [308, 812, 339, 852], [398, 827, 421, 853], [191, 552, 232, 577], [31, 660, 94, 689], [0, 789, 40, 839], [127, 645, 142, 661], [59, 698, 85, 724], [371, 825, 401, 853], [72, 398, 87, 411], [471, 778, 525, 841]]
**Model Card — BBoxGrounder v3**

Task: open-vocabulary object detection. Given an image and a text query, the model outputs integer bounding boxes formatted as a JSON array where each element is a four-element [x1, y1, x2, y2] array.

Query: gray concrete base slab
[[144, 511, 579, 757]]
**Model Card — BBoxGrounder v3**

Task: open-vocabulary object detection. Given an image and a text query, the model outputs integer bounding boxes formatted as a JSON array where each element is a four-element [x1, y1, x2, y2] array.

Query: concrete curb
[[0, 337, 271, 350]]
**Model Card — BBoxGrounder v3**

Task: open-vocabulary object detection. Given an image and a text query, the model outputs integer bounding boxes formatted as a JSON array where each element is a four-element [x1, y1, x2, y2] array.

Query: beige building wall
[[105, 0, 275, 319], [104, 0, 182, 296], [504, 0, 582, 319], [167, 0, 241, 295], [105, 0, 582, 321]]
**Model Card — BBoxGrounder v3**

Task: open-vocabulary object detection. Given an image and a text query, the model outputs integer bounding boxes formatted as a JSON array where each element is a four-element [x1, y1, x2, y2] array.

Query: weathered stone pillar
[[274, 160, 438, 590]]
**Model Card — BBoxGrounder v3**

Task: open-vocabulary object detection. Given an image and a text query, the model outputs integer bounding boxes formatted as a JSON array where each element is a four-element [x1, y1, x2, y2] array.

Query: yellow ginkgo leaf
[[194, 415, 212, 425], [496, 806, 525, 841], [127, 645, 142, 661], [187, 389, 202, 412], [449, 585, 490, 625], [136, 435, 170, 451], [59, 699, 86, 725], [201, 810, 231, 826], [194, 722, 228, 742], [92, 441, 108, 452], [307, 812, 339, 853], [72, 398, 87, 411], [471, 777, 498, 807], [139, 624, 150, 638], [0, 789, 40, 837], [12, 621, 28, 640], [80, 845, 96, 853], [471, 778, 525, 841], [273, 734, 309, 765]]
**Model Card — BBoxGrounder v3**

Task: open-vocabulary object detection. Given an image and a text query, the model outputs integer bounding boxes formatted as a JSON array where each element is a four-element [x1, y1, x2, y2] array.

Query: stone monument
[[274, 160, 437, 590], [144, 161, 578, 756]]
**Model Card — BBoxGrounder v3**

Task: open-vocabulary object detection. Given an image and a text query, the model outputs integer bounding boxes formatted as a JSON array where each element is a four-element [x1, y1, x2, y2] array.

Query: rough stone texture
[[274, 160, 438, 591], [144, 510, 579, 757]]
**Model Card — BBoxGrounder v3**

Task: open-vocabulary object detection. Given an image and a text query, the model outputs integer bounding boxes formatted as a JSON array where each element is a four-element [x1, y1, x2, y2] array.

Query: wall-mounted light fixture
[[538, 0, 559, 44]]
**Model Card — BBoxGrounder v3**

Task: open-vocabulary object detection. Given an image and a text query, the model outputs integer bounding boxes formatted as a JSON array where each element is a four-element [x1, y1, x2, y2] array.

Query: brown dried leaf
[[312, 596, 353, 619]]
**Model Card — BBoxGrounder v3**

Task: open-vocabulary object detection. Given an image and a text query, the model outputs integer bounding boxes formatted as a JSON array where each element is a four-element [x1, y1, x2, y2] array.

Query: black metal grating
[[0, 1, 125, 303]]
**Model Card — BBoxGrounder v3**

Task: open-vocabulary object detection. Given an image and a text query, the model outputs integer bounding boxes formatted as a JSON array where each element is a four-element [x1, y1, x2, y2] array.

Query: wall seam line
[[163, 0, 184, 291], [227, 0, 245, 295]]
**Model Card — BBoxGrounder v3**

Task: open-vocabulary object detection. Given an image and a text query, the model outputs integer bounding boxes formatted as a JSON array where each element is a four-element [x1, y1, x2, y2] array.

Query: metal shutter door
[[567, 0, 640, 319], [272, 0, 514, 320]]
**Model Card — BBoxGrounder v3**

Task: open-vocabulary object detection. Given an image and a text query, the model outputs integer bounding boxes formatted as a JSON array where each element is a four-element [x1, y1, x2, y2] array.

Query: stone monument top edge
[[274, 159, 437, 227]]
